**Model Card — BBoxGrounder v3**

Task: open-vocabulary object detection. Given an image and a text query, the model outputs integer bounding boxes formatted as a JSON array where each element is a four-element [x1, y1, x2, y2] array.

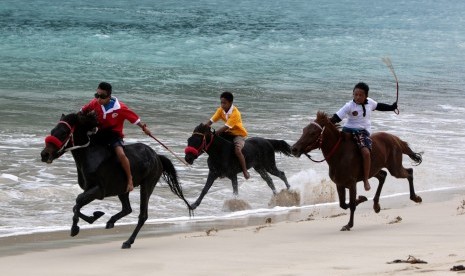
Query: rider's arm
[[330, 114, 342, 124], [215, 125, 229, 135], [375, 102, 397, 111]]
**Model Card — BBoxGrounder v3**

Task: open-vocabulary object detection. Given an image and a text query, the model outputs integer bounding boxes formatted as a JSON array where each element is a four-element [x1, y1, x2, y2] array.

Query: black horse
[[184, 123, 292, 209], [40, 112, 192, 249]]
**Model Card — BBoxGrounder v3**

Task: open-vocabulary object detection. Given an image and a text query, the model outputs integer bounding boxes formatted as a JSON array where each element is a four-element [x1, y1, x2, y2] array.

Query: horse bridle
[[45, 120, 94, 154], [184, 131, 214, 157], [304, 121, 342, 163]]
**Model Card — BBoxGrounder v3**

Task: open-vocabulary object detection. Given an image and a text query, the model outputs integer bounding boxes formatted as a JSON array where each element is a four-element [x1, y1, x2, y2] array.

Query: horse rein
[[304, 121, 342, 163]]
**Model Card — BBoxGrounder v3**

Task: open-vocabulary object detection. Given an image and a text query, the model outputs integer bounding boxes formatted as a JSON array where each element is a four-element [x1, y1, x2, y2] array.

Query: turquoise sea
[[1, 0, 464, 237]]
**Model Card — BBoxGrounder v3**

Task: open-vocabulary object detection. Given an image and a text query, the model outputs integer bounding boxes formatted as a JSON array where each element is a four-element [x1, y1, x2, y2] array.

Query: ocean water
[[1, 0, 464, 237]]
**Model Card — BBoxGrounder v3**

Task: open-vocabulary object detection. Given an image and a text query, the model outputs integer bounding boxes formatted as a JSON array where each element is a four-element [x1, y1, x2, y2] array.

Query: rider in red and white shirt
[[80, 82, 151, 192]]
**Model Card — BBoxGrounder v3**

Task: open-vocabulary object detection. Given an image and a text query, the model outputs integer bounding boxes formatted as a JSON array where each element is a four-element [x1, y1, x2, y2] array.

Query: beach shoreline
[[1, 186, 464, 275]]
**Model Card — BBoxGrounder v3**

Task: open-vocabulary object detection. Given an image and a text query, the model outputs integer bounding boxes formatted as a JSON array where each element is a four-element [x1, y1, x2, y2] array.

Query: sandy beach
[[1, 187, 464, 276]]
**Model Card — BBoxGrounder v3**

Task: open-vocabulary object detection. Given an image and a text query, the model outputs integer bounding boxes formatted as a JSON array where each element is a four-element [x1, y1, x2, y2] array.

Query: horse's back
[[245, 137, 277, 152], [81, 142, 161, 195], [371, 131, 404, 151], [125, 143, 162, 174]]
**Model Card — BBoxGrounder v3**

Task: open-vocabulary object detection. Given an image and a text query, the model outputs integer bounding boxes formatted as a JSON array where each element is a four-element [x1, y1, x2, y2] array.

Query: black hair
[[98, 82, 112, 95], [353, 82, 369, 96], [220, 91, 234, 103]]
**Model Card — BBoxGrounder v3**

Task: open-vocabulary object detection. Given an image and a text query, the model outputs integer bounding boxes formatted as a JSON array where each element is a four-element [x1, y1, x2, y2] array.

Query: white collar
[[101, 96, 121, 119], [223, 104, 234, 115]]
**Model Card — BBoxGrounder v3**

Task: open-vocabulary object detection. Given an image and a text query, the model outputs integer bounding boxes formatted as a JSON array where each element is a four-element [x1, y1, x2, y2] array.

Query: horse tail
[[158, 155, 194, 215], [267, 139, 292, 156], [399, 139, 423, 165]]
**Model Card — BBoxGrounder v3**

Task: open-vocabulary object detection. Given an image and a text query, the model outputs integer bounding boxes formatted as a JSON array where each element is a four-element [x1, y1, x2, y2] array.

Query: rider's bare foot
[[127, 179, 134, 192], [364, 180, 371, 191], [243, 171, 250, 180]]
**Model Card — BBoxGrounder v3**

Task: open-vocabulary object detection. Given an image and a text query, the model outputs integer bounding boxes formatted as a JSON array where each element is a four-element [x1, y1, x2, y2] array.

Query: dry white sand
[[1, 187, 465, 276]]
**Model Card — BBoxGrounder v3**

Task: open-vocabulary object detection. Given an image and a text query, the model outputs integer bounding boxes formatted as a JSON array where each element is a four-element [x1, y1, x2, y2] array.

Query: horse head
[[291, 111, 332, 157], [184, 123, 213, 165], [41, 111, 98, 163]]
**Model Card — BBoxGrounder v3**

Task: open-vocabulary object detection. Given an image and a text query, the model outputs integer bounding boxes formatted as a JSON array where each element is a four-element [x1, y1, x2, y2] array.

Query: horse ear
[[61, 114, 65, 120]]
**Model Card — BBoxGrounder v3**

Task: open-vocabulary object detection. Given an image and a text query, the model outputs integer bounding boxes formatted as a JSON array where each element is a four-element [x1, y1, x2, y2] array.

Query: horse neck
[[205, 134, 229, 159], [320, 125, 342, 159], [70, 146, 88, 165], [68, 128, 94, 162]]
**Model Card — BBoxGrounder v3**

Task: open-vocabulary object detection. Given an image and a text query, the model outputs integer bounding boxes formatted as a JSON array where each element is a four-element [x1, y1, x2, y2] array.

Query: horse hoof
[[122, 242, 131, 249], [373, 203, 381, 213], [340, 225, 351, 231], [413, 195, 422, 203], [93, 211, 105, 220], [106, 222, 115, 229], [71, 225, 80, 236]]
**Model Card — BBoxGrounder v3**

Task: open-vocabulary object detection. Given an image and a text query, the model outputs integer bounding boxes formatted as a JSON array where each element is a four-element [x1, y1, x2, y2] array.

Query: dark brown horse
[[291, 111, 422, 231]]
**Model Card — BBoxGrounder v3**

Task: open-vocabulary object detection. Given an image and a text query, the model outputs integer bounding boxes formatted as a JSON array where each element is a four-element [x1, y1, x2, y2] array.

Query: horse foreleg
[[122, 185, 149, 249], [256, 168, 277, 195], [71, 186, 102, 237], [341, 187, 357, 231], [373, 170, 387, 213], [106, 193, 132, 229], [191, 172, 218, 210], [407, 168, 422, 203]]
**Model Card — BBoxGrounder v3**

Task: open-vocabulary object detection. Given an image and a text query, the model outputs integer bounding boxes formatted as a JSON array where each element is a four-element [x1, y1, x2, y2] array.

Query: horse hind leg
[[267, 164, 291, 190], [122, 183, 151, 249], [106, 193, 132, 229], [388, 165, 422, 204], [406, 168, 422, 203], [373, 170, 387, 213], [255, 168, 277, 194]]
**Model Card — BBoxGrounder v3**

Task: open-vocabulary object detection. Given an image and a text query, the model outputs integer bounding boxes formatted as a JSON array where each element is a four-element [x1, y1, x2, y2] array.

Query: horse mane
[[194, 123, 211, 134], [316, 111, 342, 130], [316, 111, 333, 128], [77, 111, 99, 130], [61, 113, 79, 124]]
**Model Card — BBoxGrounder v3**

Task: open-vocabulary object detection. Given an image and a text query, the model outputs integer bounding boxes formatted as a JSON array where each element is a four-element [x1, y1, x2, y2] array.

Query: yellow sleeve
[[210, 107, 224, 123]]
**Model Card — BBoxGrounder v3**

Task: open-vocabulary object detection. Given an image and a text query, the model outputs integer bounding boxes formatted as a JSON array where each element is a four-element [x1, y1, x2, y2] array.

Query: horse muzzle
[[290, 144, 303, 157], [41, 148, 56, 164], [184, 146, 201, 165], [184, 154, 196, 165]]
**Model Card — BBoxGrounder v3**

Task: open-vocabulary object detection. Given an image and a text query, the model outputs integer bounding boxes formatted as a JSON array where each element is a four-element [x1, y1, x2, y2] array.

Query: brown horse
[[291, 111, 422, 231]]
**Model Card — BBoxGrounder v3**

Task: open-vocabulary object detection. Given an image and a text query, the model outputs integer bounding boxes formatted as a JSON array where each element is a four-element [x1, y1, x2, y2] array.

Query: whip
[[382, 57, 400, 115], [148, 133, 190, 166]]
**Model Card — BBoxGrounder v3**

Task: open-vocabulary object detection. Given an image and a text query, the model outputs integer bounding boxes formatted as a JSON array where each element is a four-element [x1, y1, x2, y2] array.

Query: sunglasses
[[94, 93, 109, 99]]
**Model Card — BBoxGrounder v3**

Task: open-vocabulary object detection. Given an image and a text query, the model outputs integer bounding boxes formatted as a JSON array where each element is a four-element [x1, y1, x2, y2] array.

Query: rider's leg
[[234, 136, 249, 179], [115, 145, 134, 192], [361, 147, 371, 191]]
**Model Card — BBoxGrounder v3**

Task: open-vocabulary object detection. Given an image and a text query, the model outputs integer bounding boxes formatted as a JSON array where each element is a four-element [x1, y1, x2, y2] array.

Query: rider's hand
[[141, 124, 151, 136]]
